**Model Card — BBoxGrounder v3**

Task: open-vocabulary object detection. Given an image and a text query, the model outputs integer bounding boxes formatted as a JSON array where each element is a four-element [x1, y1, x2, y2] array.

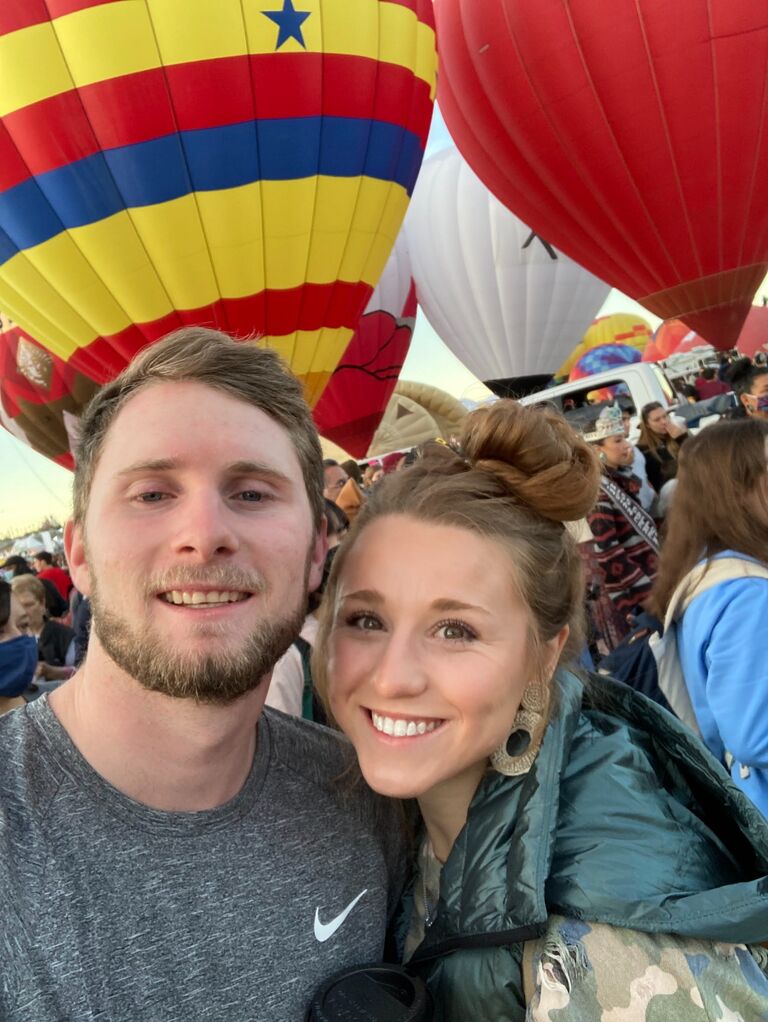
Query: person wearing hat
[[582, 406, 659, 653]]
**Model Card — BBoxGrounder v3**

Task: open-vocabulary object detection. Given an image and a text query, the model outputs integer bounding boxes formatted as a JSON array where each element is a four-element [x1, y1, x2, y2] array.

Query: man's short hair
[[34, 551, 53, 565], [702, 367, 716, 380], [72, 328, 324, 528]]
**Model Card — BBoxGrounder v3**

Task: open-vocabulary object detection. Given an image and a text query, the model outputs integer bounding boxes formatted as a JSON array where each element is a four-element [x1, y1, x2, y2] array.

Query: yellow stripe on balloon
[[257, 328, 353, 407], [0, 0, 436, 118], [0, 176, 408, 359]]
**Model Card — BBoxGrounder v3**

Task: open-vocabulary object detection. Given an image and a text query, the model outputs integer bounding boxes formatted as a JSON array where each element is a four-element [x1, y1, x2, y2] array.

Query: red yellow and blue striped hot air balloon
[[0, 0, 436, 407]]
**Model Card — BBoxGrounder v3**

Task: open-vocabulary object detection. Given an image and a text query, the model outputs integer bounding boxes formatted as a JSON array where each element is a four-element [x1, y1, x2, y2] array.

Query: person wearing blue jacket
[[651, 417, 768, 816], [0, 580, 38, 707]]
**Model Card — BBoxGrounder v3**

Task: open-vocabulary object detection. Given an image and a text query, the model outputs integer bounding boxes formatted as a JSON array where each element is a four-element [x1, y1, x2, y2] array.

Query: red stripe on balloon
[[0, 53, 433, 191], [0, 0, 119, 35], [65, 280, 374, 382]]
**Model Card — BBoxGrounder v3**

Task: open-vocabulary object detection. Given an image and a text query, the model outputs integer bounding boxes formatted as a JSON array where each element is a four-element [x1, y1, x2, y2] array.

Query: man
[[32, 550, 73, 601], [322, 458, 348, 502], [0, 329, 401, 1021], [694, 366, 729, 400]]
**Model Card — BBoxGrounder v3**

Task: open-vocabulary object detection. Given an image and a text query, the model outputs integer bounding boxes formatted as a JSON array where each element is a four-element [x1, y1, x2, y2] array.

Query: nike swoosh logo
[[314, 889, 368, 943]]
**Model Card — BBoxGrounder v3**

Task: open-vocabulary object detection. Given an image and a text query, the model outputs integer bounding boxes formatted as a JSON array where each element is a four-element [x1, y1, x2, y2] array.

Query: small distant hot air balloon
[[313, 232, 416, 457], [405, 148, 610, 396], [0, 0, 436, 406], [434, 0, 768, 347], [0, 314, 98, 469], [558, 313, 653, 377], [569, 343, 642, 381]]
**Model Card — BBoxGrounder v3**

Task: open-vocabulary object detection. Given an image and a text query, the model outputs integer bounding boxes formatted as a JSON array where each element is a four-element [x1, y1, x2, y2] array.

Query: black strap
[[600, 477, 660, 554]]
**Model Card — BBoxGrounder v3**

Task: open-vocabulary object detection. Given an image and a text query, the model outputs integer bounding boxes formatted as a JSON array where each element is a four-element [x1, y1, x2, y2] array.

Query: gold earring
[[491, 681, 546, 777]]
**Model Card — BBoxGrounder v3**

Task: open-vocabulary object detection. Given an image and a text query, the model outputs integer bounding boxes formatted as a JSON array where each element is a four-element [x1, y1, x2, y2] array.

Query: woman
[[650, 418, 768, 817], [0, 580, 38, 713], [727, 356, 768, 419], [637, 401, 687, 493], [314, 401, 768, 1020], [582, 405, 658, 652], [10, 574, 75, 683]]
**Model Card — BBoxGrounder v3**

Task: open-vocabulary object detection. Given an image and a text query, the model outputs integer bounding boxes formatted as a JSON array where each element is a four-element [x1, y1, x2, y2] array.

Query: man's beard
[[89, 561, 310, 706]]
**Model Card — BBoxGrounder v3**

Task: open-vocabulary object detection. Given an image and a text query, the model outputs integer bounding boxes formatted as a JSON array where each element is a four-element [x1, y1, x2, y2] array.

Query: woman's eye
[[436, 620, 476, 642], [347, 612, 382, 632]]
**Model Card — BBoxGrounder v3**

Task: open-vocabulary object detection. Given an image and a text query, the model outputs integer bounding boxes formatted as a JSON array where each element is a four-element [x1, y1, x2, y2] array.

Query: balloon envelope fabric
[[0, 313, 99, 469], [569, 342, 642, 381], [313, 230, 416, 457], [405, 147, 610, 385], [0, 0, 436, 405], [435, 0, 768, 348]]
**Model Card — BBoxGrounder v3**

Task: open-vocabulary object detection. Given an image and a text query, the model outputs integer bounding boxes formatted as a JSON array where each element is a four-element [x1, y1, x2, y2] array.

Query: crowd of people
[[0, 328, 767, 1019]]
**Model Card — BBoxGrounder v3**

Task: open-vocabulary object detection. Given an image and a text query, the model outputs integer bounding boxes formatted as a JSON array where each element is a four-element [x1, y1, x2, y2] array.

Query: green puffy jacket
[[400, 670, 768, 1021]]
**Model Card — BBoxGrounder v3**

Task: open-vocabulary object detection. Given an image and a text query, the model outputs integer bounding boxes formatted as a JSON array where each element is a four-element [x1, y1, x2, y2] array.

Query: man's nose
[[171, 492, 240, 560]]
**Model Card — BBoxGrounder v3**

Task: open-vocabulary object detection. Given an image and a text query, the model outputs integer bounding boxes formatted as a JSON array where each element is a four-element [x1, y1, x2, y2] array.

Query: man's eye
[[137, 492, 165, 503], [236, 490, 267, 502]]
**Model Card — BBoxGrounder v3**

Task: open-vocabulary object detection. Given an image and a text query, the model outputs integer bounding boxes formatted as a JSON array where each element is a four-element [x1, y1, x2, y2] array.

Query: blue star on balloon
[[262, 0, 311, 50]]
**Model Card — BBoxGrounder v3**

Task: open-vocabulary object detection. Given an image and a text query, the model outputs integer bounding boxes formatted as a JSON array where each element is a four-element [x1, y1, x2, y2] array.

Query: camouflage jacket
[[401, 671, 768, 1020]]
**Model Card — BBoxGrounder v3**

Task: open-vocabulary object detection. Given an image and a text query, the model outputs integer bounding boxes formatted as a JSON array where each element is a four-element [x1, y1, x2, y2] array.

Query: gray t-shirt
[[0, 699, 403, 1020]]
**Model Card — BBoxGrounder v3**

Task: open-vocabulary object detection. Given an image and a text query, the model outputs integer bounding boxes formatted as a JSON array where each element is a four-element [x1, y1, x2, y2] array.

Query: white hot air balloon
[[405, 148, 612, 394]]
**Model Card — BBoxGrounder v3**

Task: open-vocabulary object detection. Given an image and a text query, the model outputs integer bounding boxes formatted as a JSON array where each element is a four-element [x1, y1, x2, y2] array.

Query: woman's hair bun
[[459, 400, 601, 523]]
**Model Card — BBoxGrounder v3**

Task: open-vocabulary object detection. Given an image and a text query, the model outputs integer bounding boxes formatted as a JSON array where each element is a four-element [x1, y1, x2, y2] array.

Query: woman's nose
[[369, 633, 428, 700]]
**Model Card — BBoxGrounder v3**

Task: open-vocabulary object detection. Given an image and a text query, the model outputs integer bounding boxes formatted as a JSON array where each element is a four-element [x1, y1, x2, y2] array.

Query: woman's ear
[[544, 625, 570, 677]]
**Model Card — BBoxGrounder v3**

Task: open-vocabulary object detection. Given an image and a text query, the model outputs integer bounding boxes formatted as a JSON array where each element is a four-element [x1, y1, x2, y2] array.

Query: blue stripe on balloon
[[0, 117, 424, 264]]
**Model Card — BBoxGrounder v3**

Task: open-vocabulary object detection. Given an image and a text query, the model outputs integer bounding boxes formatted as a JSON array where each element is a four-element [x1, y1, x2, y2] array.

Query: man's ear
[[64, 519, 92, 597], [307, 517, 329, 595]]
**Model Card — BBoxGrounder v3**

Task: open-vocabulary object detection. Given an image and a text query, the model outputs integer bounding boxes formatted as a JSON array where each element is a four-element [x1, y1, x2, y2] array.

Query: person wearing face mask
[[0, 580, 38, 712], [312, 401, 768, 1020], [726, 357, 768, 420], [582, 406, 659, 652]]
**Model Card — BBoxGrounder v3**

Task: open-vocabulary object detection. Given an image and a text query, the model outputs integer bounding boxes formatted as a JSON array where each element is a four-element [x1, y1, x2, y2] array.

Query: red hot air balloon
[[434, 0, 768, 348], [0, 314, 99, 469], [313, 232, 416, 457]]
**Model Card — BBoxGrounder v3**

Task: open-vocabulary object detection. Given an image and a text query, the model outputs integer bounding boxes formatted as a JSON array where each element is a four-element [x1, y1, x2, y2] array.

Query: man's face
[[66, 381, 326, 704], [621, 412, 632, 437], [323, 464, 348, 502], [33, 556, 45, 573]]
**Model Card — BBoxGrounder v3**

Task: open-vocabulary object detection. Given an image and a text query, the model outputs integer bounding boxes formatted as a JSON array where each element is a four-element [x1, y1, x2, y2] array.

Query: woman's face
[[742, 373, 768, 419], [598, 435, 633, 470], [326, 515, 556, 800], [645, 407, 670, 435]]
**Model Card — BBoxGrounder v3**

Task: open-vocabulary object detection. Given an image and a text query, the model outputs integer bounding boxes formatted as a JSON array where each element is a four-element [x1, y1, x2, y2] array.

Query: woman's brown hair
[[650, 418, 768, 616], [313, 400, 601, 731], [638, 402, 683, 461]]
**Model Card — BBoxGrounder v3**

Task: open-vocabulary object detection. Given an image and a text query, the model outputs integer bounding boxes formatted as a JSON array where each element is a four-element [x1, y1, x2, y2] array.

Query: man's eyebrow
[[116, 458, 291, 484]]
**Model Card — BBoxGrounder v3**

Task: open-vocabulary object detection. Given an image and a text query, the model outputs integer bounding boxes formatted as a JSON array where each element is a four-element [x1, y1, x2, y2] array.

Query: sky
[[0, 105, 706, 537]]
